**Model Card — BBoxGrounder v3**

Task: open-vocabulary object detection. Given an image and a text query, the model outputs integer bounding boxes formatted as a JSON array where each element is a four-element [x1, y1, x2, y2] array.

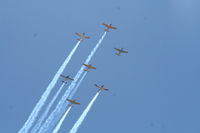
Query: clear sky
[[1, 0, 200, 133]]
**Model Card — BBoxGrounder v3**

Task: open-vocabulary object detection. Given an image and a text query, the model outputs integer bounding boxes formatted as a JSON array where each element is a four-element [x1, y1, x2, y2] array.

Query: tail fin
[[77, 38, 83, 41], [84, 69, 89, 72], [62, 81, 67, 84], [104, 29, 109, 32]]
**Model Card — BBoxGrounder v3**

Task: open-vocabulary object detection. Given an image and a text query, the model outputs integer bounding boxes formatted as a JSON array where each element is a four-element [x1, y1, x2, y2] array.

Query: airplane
[[83, 64, 96, 72], [94, 84, 108, 92], [114, 48, 128, 56], [67, 99, 80, 107], [102, 23, 117, 32], [75, 32, 90, 41], [60, 74, 74, 83]]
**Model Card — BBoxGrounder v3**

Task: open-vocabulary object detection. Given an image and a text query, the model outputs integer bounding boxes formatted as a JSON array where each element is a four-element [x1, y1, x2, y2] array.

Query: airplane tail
[[104, 29, 109, 32], [84, 69, 89, 72], [77, 38, 83, 41], [67, 104, 72, 108], [62, 81, 67, 84]]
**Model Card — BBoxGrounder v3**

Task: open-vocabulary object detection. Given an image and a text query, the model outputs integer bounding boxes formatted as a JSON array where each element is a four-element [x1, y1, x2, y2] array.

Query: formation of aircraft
[[102, 23, 117, 32], [64, 23, 127, 108], [75, 32, 90, 41], [60, 74, 74, 83], [114, 48, 128, 56], [67, 99, 80, 107], [94, 84, 109, 92], [83, 64, 96, 72]]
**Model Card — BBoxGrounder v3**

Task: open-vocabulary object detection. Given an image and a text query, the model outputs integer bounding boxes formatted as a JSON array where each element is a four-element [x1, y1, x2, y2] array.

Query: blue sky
[[1, 0, 200, 132]]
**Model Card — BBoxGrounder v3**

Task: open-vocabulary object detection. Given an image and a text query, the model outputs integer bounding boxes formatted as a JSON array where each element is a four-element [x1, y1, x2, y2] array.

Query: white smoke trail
[[69, 72, 87, 99], [31, 83, 65, 133], [47, 72, 87, 133], [52, 106, 72, 133], [69, 92, 100, 133], [38, 32, 107, 133], [18, 41, 81, 133]]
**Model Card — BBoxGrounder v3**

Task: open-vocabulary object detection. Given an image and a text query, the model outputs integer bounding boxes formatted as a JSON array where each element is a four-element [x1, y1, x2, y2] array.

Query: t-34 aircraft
[[95, 84, 108, 92], [75, 32, 90, 41], [83, 64, 96, 72], [67, 99, 80, 107], [102, 23, 117, 32], [114, 48, 128, 56], [60, 74, 74, 83]]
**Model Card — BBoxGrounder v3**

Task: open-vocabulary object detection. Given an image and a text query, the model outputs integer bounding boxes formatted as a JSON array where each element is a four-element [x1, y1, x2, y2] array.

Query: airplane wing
[[114, 48, 121, 52], [98, 88, 108, 92], [121, 50, 128, 53], [60, 74, 66, 78], [68, 77, 74, 80], [94, 84, 99, 88], [75, 32, 81, 37], [102, 23, 107, 27], [90, 66, 96, 69], [110, 26, 117, 29], [84, 36, 90, 39], [67, 99, 80, 104], [83, 64, 96, 69], [74, 101, 80, 105], [67, 99, 72, 103], [83, 64, 89, 67]]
